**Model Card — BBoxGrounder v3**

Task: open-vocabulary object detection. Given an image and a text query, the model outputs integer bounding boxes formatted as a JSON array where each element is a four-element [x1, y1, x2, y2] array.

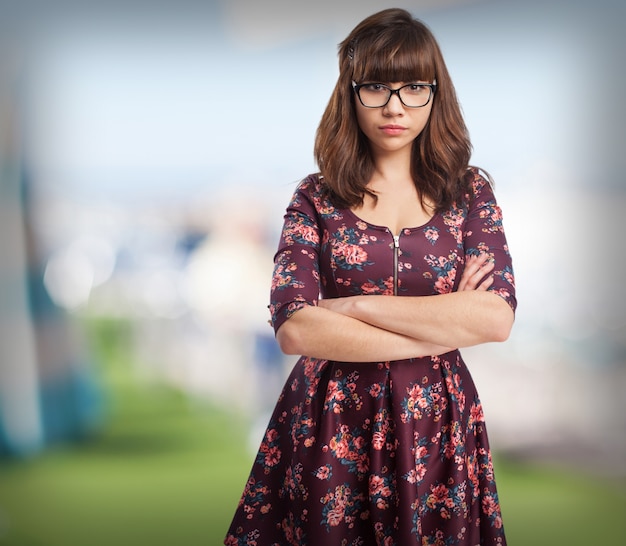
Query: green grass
[[0, 379, 252, 545], [0, 318, 624, 545], [495, 457, 626, 545]]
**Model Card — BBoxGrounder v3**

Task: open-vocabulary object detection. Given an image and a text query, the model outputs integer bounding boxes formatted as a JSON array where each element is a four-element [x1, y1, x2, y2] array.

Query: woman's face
[[354, 81, 433, 157]]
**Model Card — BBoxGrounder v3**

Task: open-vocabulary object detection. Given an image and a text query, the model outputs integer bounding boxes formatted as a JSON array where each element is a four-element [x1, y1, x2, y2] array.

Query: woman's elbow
[[490, 305, 515, 342], [275, 321, 302, 355]]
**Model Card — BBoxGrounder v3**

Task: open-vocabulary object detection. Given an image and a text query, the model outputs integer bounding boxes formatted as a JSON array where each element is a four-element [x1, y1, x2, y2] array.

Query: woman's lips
[[380, 125, 407, 135]]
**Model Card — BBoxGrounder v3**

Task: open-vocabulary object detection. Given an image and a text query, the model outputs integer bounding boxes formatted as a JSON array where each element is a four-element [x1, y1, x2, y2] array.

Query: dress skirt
[[224, 351, 506, 545]]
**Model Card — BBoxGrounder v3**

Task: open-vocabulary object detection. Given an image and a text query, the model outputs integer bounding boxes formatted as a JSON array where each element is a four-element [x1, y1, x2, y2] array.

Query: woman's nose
[[383, 92, 404, 115]]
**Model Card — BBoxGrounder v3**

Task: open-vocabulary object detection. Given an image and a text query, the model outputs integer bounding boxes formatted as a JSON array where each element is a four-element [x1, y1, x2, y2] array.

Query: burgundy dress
[[225, 169, 516, 545]]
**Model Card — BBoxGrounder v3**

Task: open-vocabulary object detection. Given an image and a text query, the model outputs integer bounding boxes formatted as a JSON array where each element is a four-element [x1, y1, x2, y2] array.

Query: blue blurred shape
[[0, 59, 101, 458]]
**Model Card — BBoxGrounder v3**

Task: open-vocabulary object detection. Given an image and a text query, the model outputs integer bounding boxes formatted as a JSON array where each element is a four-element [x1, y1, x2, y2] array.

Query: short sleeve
[[269, 177, 322, 334], [462, 171, 517, 313]]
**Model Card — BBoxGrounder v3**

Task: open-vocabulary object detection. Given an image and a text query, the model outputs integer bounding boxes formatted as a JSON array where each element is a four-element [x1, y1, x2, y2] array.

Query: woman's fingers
[[458, 254, 494, 291]]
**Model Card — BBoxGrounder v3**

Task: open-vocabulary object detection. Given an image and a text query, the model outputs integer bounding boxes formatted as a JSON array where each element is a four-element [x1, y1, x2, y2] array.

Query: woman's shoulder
[[293, 173, 344, 219], [294, 173, 332, 205], [464, 166, 496, 201], [296, 172, 325, 195]]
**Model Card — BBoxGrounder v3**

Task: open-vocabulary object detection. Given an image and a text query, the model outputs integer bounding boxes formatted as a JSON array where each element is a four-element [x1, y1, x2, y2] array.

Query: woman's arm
[[318, 253, 514, 349], [319, 291, 513, 348], [277, 254, 504, 361], [276, 304, 453, 362]]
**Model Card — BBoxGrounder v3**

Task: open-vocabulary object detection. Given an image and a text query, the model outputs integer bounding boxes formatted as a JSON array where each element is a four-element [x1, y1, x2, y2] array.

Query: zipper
[[392, 233, 400, 296]]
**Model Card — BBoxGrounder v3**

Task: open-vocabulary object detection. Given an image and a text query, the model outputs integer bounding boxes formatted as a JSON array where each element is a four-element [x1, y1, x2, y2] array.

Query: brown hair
[[314, 8, 474, 211]]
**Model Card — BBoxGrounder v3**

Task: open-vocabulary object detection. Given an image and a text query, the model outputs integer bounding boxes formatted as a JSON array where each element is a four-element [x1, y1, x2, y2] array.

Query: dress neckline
[[343, 206, 437, 235]]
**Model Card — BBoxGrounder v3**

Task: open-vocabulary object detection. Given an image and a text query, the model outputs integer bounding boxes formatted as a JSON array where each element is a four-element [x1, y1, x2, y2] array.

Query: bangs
[[352, 32, 436, 83]]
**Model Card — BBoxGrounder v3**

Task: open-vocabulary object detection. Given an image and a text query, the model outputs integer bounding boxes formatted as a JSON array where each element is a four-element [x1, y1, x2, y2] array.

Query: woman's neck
[[368, 148, 414, 190]]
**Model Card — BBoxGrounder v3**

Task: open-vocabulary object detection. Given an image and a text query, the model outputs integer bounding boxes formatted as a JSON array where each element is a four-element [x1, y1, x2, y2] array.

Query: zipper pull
[[393, 234, 400, 248]]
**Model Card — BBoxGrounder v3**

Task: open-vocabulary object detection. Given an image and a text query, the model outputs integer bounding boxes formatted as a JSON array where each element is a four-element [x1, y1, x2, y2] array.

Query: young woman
[[225, 8, 516, 545]]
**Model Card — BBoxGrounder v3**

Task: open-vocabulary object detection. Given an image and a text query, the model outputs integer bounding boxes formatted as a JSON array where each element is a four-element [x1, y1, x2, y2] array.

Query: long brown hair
[[314, 8, 474, 211]]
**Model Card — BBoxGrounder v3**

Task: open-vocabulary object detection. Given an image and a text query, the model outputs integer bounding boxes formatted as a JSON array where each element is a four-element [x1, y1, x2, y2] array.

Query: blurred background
[[0, 0, 625, 544]]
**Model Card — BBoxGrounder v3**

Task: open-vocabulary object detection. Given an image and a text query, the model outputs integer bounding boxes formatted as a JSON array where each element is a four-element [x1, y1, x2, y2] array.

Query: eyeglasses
[[352, 81, 437, 108]]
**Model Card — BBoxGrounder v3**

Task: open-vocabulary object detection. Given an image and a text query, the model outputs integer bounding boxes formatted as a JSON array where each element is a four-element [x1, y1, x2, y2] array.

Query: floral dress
[[225, 169, 516, 546]]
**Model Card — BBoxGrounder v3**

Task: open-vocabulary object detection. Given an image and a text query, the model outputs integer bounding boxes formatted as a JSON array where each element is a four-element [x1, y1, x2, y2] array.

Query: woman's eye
[[364, 83, 386, 92], [406, 84, 427, 94]]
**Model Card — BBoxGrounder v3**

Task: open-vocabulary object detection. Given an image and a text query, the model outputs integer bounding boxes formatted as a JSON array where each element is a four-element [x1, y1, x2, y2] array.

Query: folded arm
[[318, 253, 514, 348], [276, 304, 453, 362], [276, 254, 510, 360]]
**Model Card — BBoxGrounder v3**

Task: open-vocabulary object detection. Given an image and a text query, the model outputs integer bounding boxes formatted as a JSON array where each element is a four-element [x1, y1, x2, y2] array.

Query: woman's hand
[[457, 253, 494, 292]]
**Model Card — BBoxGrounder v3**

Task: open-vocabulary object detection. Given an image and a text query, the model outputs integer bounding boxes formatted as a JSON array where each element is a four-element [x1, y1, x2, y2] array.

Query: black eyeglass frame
[[351, 80, 437, 108]]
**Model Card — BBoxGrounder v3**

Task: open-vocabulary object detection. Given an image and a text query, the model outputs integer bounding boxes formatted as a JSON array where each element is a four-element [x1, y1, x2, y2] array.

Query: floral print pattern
[[225, 169, 516, 545]]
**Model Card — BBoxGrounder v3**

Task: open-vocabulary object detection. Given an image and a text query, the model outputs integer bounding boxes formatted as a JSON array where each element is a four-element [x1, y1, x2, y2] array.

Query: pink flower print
[[423, 226, 440, 245], [292, 222, 319, 243], [319, 204, 337, 217], [326, 507, 345, 527], [337, 242, 368, 265], [315, 464, 332, 480], [376, 497, 389, 510], [444, 373, 465, 412], [406, 383, 422, 403], [264, 446, 281, 467], [404, 469, 418, 484], [434, 274, 454, 294], [467, 460, 480, 499], [330, 437, 350, 459], [360, 282, 380, 294], [418, 392, 432, 410], [469, 403, 484, 426], [327, 380, 344, 400], [415, 463, 427, 482], [372, 431, 386, 450], [482, 495, 499, 516], [431, 484, 449, 504], [368, 383, 382, 398], [369, 475, 385, 496], [493, 514, 504, 529]]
